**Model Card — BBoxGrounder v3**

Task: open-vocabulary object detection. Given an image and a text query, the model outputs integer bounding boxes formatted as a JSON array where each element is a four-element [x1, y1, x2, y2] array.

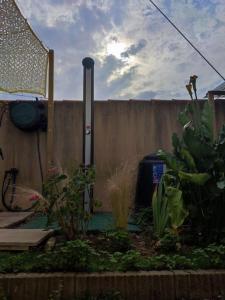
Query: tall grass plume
[[107, 162, 136, 230]]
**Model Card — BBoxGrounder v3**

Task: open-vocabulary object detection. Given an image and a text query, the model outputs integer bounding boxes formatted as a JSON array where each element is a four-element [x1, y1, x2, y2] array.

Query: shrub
[[111, 250, 145, 271], [157, 231, 181, 253], [40, 166, 95, 240], [38, 240, 99, 272], [157, 76, 225, 241], [104, 230, 132, 253]]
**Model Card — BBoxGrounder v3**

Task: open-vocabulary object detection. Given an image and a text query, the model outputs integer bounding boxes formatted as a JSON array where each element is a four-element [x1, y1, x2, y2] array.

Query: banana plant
[[152, 177, 188, 238], [155, 75, 225, 241]]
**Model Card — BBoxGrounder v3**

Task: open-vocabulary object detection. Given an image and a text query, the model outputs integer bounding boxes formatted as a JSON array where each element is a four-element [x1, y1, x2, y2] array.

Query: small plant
[[157, 231, 181, 253], [134, 207, 153, 231], [40, 166, 95, 240], [104, 230, 132, 253], [107, 163, 134, 230], [36, 239, 99, 272], [112, 250, 145, 271]]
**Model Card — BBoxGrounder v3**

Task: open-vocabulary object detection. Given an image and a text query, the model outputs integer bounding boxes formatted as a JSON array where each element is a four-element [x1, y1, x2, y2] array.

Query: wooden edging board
[[0, 229, 54, 250], [0, 270, 225, 299]]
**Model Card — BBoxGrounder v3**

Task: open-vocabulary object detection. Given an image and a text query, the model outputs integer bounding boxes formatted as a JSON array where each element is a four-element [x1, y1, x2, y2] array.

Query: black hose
[[1, 169, 37, 212], [0, 104, 7, 127], [2, 169, 18, 211], [35, 97, 44, 187], [36, 131, 44, 186]]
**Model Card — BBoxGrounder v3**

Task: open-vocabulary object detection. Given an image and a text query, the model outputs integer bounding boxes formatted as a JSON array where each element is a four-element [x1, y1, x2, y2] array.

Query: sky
[[4, 0, 225, 100]]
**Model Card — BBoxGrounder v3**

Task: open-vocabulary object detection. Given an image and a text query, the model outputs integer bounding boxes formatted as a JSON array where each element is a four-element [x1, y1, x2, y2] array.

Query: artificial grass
[[19, 212, 139, 232]]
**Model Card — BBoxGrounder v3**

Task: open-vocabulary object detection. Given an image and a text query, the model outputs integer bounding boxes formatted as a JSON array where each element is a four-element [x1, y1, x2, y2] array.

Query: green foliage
[[110, 250, 145, 272], [152, 179, 169, 238], [152, 178, 188, 237], [41, 166, 95, 239], [0, 240, 99, 273], [166, 186, 188, 235], [157, 231, 180, 253], [104, 230, 132, 253], [133, 207, 153, 231], [1, 242, 225, 273], [157, 93, 225, 241]]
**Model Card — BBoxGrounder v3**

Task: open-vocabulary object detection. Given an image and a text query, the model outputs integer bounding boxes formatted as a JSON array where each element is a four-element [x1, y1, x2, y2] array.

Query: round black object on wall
[[9, 101, 47, 132]]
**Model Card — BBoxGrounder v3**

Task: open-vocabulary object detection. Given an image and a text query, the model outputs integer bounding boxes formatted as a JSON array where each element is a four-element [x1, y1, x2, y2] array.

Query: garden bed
[[1, 270, 225, 300]]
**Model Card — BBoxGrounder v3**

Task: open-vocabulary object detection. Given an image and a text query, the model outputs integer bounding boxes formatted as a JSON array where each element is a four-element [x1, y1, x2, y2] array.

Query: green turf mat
[[19, 212, 140, 232]]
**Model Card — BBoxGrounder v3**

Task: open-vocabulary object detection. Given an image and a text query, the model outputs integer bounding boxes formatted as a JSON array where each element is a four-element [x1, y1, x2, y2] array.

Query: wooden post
[[46, 49, 54, 177], [208, 91, 216, 139]]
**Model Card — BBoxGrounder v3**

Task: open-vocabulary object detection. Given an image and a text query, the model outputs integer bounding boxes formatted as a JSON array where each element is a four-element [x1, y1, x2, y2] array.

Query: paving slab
[[0, 212, 34, 228], [0, 229, 54, 250]]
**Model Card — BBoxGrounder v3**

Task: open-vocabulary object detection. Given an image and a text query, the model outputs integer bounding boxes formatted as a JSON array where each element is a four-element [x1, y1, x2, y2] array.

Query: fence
[[0, 99, 225, 211]]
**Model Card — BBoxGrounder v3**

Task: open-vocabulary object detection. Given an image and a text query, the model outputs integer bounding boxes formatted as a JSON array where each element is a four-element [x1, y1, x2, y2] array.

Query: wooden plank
[[0, 212, 34, 229], [0, 229, 53, 250], [47, 49, 55, 176]]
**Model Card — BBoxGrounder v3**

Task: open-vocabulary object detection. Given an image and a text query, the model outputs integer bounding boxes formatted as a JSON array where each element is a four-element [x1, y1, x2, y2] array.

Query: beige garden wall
[[0, 99, 225, 211]]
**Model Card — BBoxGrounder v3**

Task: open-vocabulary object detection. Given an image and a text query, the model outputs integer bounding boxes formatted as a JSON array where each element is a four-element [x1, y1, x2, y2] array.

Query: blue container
[[135, 154, 165, 210]]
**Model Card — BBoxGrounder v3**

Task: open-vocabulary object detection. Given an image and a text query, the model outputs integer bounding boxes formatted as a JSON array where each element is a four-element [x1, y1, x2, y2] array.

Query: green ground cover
[[1, 239, 225, 273]]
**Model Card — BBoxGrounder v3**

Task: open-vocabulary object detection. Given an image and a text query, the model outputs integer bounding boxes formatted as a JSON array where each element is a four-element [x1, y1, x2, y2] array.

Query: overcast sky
[[11, 0, 225, 100]]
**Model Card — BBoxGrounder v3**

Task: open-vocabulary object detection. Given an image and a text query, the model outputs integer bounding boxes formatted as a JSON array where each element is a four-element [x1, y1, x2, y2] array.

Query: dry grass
[[107, 162, 137, 230]]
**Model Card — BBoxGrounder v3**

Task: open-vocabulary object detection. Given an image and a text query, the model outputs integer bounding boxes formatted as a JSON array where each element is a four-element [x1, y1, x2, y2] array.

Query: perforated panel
[[0, 0, 48, 96]]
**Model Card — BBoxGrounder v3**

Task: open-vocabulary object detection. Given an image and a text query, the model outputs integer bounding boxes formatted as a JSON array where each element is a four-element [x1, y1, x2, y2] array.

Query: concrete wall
[[0, 99, 225, 211]]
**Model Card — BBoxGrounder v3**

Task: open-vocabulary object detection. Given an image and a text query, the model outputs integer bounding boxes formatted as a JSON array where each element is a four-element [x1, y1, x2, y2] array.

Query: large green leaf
[[152, 179, 169, 238], [180, 148, 196, 171], [178, 110, 190, 128], [201, 102, 214, 143], [166, 186, 188, 232], [217, 180, 225, 190], [178, 171, 210, 185], [183, 128, 215, 160], [216, 125, 225, 155], [172, 133, 181, 154], [157, 150, 184, 172]]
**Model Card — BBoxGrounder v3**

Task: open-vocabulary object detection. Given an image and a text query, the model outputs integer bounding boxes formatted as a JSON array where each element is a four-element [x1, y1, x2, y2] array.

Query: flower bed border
[[0, 270, 225, 300]]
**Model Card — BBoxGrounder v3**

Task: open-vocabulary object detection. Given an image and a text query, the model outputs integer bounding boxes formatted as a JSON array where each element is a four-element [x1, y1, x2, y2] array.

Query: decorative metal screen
[[0, 0, 48, 96]]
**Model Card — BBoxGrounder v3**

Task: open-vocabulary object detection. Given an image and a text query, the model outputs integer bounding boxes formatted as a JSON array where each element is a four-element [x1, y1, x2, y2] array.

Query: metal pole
[[82, 57, 94, 213], [47, 49, 54, 176]]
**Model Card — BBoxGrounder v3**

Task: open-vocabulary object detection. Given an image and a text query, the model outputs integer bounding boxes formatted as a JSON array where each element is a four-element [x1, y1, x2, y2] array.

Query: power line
[[147, 0, 225, 81]]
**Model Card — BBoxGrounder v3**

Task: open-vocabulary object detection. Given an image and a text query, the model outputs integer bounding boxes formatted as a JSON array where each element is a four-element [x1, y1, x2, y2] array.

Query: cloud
[[1, 0, 225, 101], [135, 90, 157, 99], [121, 39, 147, 58]]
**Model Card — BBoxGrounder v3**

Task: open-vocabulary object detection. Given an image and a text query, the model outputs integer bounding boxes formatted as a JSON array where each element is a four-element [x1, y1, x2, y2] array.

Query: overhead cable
[[148, 0, 225, 81]]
